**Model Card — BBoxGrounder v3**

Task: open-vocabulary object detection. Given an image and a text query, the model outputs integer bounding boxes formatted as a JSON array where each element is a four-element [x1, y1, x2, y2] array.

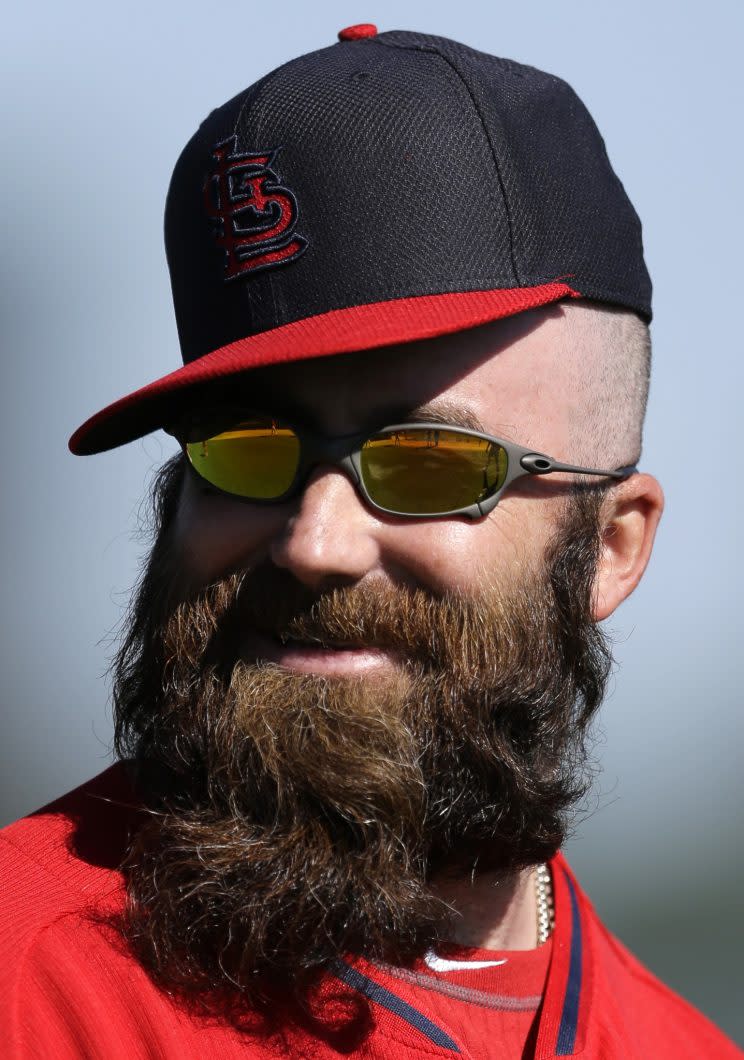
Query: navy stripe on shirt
[[332, 959, 461, 1053], [555, 872, 583, 1055]]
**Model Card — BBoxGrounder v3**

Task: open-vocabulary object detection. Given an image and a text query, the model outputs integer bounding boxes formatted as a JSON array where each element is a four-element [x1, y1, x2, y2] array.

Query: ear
[[592, 473, 664, 621]]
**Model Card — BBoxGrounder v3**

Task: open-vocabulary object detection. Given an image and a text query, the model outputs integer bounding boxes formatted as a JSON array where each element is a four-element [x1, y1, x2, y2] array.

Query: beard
[[109, 455, 610, 1023]]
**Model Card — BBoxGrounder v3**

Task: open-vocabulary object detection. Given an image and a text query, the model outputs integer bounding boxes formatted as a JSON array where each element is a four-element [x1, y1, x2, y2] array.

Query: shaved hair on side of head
[[558, 302, 651, 470]]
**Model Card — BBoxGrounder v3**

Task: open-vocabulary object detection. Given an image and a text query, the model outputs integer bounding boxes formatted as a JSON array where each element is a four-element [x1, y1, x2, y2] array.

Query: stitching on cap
[[371, 37, 520, 285]]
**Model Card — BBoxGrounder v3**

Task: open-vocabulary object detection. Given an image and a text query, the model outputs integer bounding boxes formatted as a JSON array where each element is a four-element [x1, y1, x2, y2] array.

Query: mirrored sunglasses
[[175, 415, 635, 519]]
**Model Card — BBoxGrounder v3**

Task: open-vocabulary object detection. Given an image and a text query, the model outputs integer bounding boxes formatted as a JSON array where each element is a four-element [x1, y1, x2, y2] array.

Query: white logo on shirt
[[423, 949, 508, 972]]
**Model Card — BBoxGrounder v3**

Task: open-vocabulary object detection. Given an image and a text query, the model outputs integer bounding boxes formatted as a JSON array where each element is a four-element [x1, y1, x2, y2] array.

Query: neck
[[429, 865, 539, 950]]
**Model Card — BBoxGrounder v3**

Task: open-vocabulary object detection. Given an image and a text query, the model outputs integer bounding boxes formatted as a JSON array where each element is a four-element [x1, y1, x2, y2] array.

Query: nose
[[269, 466, 382, 590]]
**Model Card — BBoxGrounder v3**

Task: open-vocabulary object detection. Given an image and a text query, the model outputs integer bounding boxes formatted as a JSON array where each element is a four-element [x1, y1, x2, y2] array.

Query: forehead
[[199, 304, 579, 438]]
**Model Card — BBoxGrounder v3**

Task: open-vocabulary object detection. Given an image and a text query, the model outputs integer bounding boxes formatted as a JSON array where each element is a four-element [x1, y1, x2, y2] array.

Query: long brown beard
[[109, 456, 610, 1022]]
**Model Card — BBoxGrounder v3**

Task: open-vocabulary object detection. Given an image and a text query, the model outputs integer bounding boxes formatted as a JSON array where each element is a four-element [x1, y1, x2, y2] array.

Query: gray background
[[2, 0, 742, 1046]]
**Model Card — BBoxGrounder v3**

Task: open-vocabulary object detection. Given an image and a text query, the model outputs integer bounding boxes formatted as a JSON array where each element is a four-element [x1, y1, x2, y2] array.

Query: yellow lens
[[360, 428, 508, 514], [186, 420, 300, 499]]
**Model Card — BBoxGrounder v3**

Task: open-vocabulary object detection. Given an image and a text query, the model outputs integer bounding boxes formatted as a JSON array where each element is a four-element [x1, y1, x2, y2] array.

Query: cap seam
[[232, 60, 308, 332], [232, 46, 324, 133], [177, 274, 570, 350], [370, 37, 520, 286]]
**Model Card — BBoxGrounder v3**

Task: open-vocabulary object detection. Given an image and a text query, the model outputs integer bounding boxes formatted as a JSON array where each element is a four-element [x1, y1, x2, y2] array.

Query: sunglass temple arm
[[519, 454, 636, 480]]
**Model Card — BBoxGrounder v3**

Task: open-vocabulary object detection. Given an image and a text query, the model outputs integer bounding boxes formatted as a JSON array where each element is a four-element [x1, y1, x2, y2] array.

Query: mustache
[[169, 561, 548, 683]]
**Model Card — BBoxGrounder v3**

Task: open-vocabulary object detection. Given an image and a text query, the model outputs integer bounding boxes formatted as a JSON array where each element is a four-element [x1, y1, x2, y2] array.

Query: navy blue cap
[[70, 27, 651, 455]]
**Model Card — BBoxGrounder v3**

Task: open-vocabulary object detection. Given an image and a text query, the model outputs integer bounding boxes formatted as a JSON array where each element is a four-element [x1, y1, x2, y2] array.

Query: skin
[[172, 303, 664, 951]]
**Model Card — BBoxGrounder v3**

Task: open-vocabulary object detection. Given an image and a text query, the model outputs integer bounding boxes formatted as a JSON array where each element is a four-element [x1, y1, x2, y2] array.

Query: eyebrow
[[396, 399, 488, 434]]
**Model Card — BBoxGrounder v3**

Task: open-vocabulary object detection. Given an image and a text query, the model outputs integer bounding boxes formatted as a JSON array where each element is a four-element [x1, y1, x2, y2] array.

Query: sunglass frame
[[178, 418, 636, 520]]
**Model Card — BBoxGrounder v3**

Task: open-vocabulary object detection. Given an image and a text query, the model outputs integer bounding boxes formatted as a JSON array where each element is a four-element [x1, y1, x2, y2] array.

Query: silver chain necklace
[[535, 863, 555, 945]]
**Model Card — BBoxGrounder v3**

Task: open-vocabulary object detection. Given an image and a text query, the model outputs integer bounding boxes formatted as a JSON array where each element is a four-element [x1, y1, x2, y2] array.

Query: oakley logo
[[203, 137, 307, 280]]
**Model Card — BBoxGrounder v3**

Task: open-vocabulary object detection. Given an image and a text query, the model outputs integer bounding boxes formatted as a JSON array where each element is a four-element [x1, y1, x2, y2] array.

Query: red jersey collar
[[331, 851, 594, 1058]]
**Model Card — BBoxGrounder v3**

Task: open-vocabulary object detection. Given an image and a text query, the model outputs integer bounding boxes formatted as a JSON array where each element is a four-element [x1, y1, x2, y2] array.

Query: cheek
[[388, 497, 557, 595], [171, 475, 560, 597], [172, 479, 287, 587]]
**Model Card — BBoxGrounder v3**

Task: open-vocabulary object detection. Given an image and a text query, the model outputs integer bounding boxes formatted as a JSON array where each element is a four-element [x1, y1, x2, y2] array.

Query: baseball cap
[[69, 25, 651, 456]]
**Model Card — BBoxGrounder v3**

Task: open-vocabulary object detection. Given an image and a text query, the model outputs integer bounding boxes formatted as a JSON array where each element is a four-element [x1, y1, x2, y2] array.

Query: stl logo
[[203, 137, 307, 280]]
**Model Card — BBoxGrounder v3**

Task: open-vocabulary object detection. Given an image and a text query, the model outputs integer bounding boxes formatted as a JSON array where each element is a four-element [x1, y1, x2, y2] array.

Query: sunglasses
[[175, 414, 635, 519]]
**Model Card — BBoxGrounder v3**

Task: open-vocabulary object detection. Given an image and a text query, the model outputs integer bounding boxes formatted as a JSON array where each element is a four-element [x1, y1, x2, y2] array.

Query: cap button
[[338, 23, 378, 41]]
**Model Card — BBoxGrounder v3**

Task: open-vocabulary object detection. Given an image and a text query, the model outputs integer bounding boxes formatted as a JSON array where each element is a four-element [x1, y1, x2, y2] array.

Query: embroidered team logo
[[203, 137, 307, 280]]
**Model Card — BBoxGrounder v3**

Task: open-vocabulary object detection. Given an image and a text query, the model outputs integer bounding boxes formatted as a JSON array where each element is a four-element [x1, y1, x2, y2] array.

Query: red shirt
[[0, 764, 740, 1058]]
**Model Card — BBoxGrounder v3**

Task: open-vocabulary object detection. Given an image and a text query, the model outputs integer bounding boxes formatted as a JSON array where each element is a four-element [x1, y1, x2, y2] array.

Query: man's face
[[113, 305, 614, 1015], [173, 306, 580, 636]]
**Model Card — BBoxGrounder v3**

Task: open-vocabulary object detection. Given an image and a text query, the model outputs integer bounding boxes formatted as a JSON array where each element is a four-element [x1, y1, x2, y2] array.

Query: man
[[0, 24, 739, 1059]]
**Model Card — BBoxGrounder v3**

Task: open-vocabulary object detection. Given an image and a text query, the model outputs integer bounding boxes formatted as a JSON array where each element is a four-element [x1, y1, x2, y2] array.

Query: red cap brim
[[69, 283, 579, 455]]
